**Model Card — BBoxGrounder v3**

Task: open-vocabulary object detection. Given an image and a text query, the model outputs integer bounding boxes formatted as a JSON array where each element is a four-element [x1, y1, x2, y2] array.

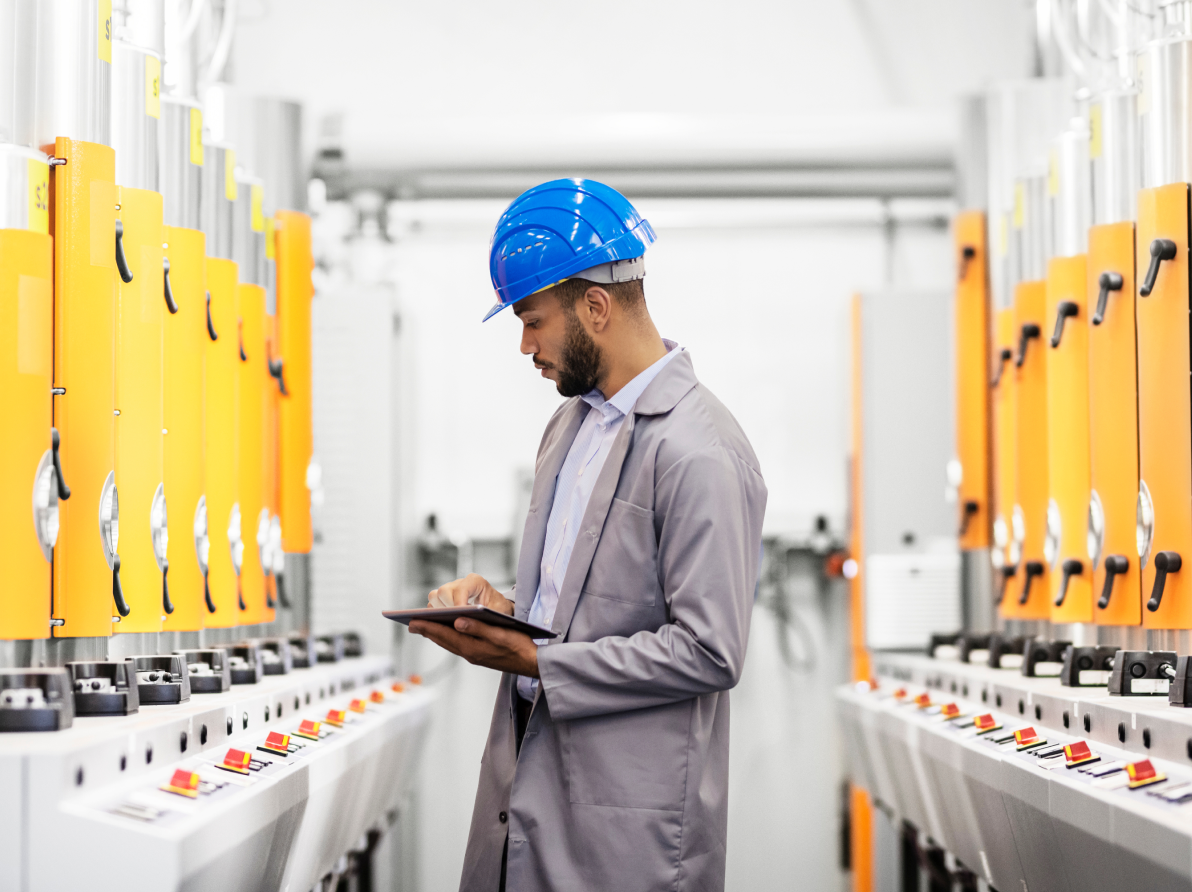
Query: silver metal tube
[[1090, 89, 1139, 222], [201, 143, 233, 258], [34, 0, 112, 150], [233, 172, 265, 286], [111, 40, 161, 190], [113, 0, 164, 55], [252, 97, 304, 214], [161, 95, 201, 228], [1052, 117, 1091, 255], [0, 0, 38, 147], [1139, 34, 1192, 187]]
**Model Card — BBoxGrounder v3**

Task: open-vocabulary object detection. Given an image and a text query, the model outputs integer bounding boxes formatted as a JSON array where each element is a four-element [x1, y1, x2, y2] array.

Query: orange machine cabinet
[[162, 225, 207, 631], [1136, 184, 1192, 628], [1045, 254, 1092, 623], [113, 186, 164, 631], [991, 308, 1018, 610], [1009, 280, 1050, 619], [1087, 221, 1141, 625], [205, 256, 240, 625], [52, 138, 117, 638], [954, 212, 991, 549], [0, 226, 54, 639], [276, 211, 313, 554], [238, 283, 267, 624]]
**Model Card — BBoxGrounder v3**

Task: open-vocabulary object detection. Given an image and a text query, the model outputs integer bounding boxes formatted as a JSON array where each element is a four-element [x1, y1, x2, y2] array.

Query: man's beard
[[553, 310, 604, 398]]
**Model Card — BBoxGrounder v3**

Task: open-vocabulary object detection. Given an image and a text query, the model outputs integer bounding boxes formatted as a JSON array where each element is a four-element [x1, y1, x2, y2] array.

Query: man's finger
[[455, 619, 525, 648]]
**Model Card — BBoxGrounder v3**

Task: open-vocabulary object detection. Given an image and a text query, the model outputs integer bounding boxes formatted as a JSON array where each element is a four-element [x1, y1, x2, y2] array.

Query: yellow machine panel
[[52, 138, 116, 639], [238, 283, 267, 624], [1087, 221, 1141, 626], [953, 211, 991, 550], [992, 308, 1018, 611], [0, 228, 54, 639], [1136, 184, 1192, 628], [1010, 280, 1050, 619], [113, 186, 164, 631], [276, 211, 313, 554], [204, 256, 240, 625], [1044, 254, 1092, 623], [162, 225, 207, 631]]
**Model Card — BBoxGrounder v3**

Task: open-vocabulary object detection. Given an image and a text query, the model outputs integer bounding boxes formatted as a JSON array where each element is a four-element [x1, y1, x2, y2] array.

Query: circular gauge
[[31, 449, 59, 562], [150, 483, 168, 571], [194, 495, 209, 574], [1087, 490, 1105, 571], [98, 471, 119, 568], [1137, 480, 1155, 570]]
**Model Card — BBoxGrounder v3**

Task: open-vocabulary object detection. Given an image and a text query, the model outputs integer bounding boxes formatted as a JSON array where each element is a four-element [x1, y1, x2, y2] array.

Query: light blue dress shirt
[[517, 340, 682, 700]]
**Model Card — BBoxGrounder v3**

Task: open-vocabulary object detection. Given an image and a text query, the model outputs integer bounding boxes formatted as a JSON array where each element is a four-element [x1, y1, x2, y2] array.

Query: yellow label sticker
[[189, 107, 204, 166], [145, 56, 161, 119], [27, 159, 48, 235], [1047, 149, 1059, 197], [98, 0, 112, 63], [225, 149, 238, 202], [265, 217, 275, 259], [251, 184, 265, 232], [1089, 104, 1103, 159], [1013, 182, 1025, 229]]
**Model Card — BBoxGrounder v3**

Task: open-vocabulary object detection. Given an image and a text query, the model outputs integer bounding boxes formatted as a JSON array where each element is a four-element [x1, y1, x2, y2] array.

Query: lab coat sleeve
[[536, 445, 766, 720]]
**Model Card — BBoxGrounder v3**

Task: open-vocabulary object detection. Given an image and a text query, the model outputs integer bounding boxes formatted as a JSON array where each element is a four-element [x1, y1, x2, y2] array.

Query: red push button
[[295, 719, 322, 741], [220, 748, 253, 775], [324, 709, 346, 728], [1013, 727, 1045, 750], [1126, 759, 1167, 789], [974, 713, 1002, 733], [1063, 740, 1098, 768], [161, 768, 201, 798], [260, 731, 291, 756], [939, 703, 962, 719], [349, 698, 367, 714]]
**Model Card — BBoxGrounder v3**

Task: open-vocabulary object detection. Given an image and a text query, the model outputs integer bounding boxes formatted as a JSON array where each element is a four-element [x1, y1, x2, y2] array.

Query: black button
[[499, 811, 508, 824]]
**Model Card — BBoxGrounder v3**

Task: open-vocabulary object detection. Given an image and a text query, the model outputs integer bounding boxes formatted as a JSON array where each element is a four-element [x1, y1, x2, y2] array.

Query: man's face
[[514, 289, 603, 398]]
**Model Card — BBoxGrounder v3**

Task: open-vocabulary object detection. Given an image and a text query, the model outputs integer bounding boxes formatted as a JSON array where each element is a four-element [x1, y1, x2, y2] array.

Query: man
[[408, 179, 766, 892]]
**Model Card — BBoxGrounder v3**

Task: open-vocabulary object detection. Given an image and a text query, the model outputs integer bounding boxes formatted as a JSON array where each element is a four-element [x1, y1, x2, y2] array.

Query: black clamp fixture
[[162, 258, 178, 314], [1092, 271, 1123, 325], [1053, 558, 1084, 607], [1139, 238, 1177, 297], [1049, 301, 1079, 348], [1015, 323, 1041, 368], [957, 633, 992, 664], [114, 219, 134, 284], [1097, 554, 1129, 609], [1146, 551, 1182, 612], [995, 564, 1018, 605], [206, 291, 218, 340], [990, 347, 1013, 387], [1060, 645, 1119, 687], [928, 632, 962, 659], [1018, 560, 1045, 605], [1022, 638, 1073, 678], [958, 500, 980, 536], [1108, 650, 1177, 696], [959, 244, 977, 280], [986, 634, 1028, 669]]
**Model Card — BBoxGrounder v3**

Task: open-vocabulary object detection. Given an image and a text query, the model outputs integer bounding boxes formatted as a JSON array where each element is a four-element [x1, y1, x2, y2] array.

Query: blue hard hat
[[484, 178, 656, 321]]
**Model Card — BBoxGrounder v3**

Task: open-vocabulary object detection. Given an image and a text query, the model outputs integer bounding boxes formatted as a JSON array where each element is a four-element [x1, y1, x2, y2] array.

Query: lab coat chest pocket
[[581, 498, 660, 607]]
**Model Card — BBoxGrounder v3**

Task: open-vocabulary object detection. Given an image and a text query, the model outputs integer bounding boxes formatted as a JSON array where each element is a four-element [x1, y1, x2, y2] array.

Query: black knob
[[959, 244, 977, 281], [277, 571, 291, 609], [112, 555, 131, 617], [162, 560, 174, 615], [1015, 323, 1041, 368], [239, 321, 247, 362], [162, 258, 178, 314], [266, 582, 276, 610], [204, 570, 216, 613], [206, 291, 218, 341], [51, 427, 70, 500], [1098, 555, 1129, 609], [115, 219, 134, 284], [238, 578, 246, 611], [1140, 238, 1177, 297], [1050, 301, 1079, 348], [991, 348, 1013, 388], [1147, 551, 1182, 612], [1019, 560, 1045, 605], [1092, 272, 1123, 325], [268, 355, 289, 396], [959, 500, 980, 536], [1054, 558, 1084, 607], [996, 564, 1018, 605]]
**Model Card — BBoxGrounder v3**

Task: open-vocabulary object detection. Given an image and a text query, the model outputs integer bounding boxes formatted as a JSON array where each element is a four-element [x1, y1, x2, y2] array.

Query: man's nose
[[520, 329, 537, 356]]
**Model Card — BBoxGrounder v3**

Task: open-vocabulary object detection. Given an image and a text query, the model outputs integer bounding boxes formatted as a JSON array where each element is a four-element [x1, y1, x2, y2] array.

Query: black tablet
[[382, 606, 557, 639]]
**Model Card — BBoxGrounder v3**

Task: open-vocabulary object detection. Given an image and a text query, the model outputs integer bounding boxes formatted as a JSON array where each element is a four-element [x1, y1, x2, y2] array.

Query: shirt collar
[[581, 339, 682, 419]]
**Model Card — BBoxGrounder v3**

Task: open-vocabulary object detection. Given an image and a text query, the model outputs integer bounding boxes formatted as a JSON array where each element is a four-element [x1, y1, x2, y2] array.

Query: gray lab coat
[[458, 351, 767, 892]]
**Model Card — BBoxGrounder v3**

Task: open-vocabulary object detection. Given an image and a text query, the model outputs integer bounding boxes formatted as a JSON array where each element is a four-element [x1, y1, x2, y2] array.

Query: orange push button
[[939, 703, 962, 719], [220, 748, 253, 775], [324, 709, 346, 727], [295, 719, 321, 741], [913, 693, 932, 709], [370, 690, 385, 703], [349, 698, 367, 714], [1014, 727, 1046, 750], [974, 713, 1002, 733], [1063, 740, 1098, 768], [1126, 758, 1167, 789], [391, 682, 405, 694], [161, 768, 201, 798], [893, 687, 909, 701], [259, 732, 291, 756]]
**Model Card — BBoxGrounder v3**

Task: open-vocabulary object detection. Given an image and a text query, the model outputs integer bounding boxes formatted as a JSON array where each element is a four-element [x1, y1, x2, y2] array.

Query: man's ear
[[582, 285, 613, 332]]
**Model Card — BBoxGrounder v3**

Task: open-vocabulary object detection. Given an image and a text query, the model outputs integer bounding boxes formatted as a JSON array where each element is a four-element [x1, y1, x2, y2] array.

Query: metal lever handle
[[1140, 238, 1177, 296], [959, 245, 976, 281], [1147, 551, 1182, 612], [958, 500, 979, 536], [204, 570, 216, 613], [112, 554, 131, 617], [239, 319, 247, 362], [277, 571, 291, 609], [237, 577, 246, 611], [1092, 272, 1123, 325], [162, 560, 174, 614], [1015, 324, 1041, 368], [51, 427, 70, 500], [1054, 558, 1084, 607], [268, 356, 289, 395], [995, 565, 1018, 605], [991, 348, 1013, 388], [266, 581, 276, 610], [1019, 560, 1044, 605], [162, 258, 178, 314], [1098, 555, 1129, 609], [1050, 302, 1079, 348], [115, 220, 134, 284], [206, 292, 218, 340]]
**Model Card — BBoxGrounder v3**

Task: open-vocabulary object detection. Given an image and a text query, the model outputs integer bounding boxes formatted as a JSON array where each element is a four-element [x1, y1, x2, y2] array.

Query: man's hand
[[408, 617, 539, 677], [427, 573, 514, 615]]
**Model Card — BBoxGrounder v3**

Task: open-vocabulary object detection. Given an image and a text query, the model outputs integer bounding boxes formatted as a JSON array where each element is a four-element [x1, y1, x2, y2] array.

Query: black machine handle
[[1140, 238, 1177, 297], [1054, 559, 1084, 607], [266, 581, 276, 610], [1050, 302, 1079, 348], [958, 500, 979, 536], [277, 571, 291, 609], [268, 355, 289, 396], [1092, 272, 1123, 325], [51, 427, 70, 500], [162, 560, 174, 615], [959, 245, 977, 281], [991, 348, 1013, 388], [238, 577, 246, 611], [1147, 551, 1182, 612], [162, 258, 178, 314], [112, 554, 130, 617], [204, 570, 216, 613], [239, 320, 247, 362], [1098, 554, 1129, 609], [1015, 324, 1041, 368], [206, 291, 218, 341], [995, 565, 1018, 606], [114, 220, 134, 284], [1019, 560, 1045, 605]]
